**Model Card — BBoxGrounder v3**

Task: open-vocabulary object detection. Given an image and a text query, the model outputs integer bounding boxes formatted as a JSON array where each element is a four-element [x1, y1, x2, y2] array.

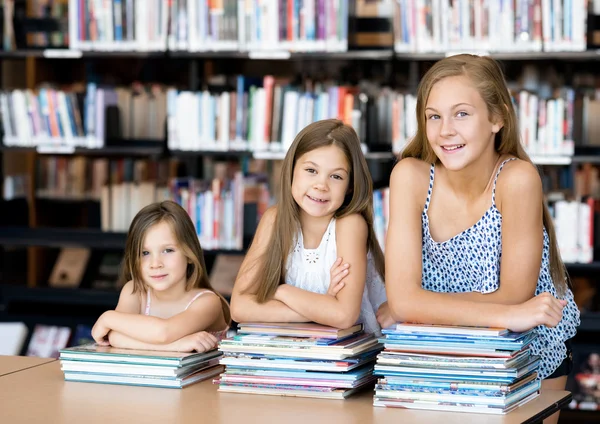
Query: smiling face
[[291, 144, 351, 221], [425, 75, 502, 171], [139, 221, 189, 293]]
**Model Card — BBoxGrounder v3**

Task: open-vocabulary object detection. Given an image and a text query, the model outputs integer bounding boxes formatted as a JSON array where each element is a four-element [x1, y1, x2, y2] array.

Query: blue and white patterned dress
[[421, 158, 580, 379]]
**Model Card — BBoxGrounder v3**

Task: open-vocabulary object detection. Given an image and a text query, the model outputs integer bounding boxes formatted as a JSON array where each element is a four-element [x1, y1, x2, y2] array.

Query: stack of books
[[59, 343, 224, 388], [216, 322, 383, 399], [373, 323, 541, 414]]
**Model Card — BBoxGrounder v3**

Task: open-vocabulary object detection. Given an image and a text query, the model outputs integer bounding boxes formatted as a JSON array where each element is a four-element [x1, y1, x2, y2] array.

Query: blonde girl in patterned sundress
[[92, 201, 231, 352], [383, 54, 580, 424], [231, 119, 389, 335]]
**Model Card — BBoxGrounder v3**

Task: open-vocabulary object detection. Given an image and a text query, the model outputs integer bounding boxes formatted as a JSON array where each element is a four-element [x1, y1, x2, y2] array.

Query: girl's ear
[[492, 106, 508, 134]]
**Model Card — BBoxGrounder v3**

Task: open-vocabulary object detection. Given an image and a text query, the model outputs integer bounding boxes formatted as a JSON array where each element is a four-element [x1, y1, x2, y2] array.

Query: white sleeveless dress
[[285, 218, 387, 335]]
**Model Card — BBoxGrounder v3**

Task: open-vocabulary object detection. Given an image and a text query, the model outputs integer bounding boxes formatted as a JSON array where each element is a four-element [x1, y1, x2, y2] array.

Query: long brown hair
[[253, 119, 385, 302], [120, 200, 231, 324], [402, 54, 567, 296]]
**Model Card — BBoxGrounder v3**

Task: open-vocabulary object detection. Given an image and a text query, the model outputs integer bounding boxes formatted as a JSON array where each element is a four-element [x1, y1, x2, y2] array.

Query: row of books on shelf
[[97, 172, 252, 249], [0, 82, 166, 150], [68, 0, 349, 53], [393, 0, 588, 53], [167, 76, 405, 154], [64, 0, 590, 53], [0, 76, 585, 157], [0, 322, 91, 358], [3, 155, 600, 264]]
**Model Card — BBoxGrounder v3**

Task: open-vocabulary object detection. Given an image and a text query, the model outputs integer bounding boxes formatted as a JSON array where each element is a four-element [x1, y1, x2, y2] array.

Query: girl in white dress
[[231, 119, 389, 334]]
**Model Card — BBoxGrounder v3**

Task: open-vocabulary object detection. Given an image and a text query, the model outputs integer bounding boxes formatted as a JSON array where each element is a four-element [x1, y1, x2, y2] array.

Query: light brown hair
[[252, 119, 385, 302], [402, 54, 568, 296], [120, 200, 231, 323]]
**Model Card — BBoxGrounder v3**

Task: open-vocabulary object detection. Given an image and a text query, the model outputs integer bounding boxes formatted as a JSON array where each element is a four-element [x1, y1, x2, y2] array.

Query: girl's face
[[140, 221, 189, 293], [425, 75, 502, 171], [291, 144, 350, 221]]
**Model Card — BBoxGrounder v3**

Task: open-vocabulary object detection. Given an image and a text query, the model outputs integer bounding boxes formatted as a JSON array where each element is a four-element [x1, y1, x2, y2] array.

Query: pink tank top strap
[[144, 290, 151, 315], [184, 290, 215, 310]]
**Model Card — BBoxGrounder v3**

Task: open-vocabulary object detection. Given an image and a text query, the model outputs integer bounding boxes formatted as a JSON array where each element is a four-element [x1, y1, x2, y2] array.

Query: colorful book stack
[[373, 323, 541, 414], [216, 322, 383, 399], [59, 343, 224, 389]]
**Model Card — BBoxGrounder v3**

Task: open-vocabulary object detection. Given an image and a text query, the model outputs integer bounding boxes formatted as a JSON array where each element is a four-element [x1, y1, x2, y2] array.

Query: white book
[[0, 322, 28, 355]]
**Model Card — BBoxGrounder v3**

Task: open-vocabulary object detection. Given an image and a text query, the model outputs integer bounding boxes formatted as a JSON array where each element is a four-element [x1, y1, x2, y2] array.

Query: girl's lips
[[307, 195, 328, 203], [441, 144, 465, 153]]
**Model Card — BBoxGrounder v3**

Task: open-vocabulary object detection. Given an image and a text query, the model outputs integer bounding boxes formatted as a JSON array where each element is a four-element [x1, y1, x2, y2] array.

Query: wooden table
[[0, 360, 571, 424], [0, 355, 55, 377]]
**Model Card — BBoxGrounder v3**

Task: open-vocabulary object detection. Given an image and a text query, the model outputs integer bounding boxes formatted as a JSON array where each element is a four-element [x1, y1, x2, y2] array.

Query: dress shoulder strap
[[424, 163, 435, 212], [492, 158, 518, 205]]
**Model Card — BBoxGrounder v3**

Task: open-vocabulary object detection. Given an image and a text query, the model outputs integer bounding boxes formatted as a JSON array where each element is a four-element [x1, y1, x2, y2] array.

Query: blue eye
[[457, 111, 468, 117], [141, 251, 149, 256], [427, 114, 440, 120]]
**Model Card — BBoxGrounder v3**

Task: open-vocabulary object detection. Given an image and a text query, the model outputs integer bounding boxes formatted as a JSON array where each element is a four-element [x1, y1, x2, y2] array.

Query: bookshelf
[[0, 2, 599, 415]]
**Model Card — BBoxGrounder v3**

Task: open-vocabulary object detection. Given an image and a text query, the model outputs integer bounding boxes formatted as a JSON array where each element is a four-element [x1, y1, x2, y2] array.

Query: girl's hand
[[328, 257, 349, 297], [91, 312, 111, 345], [505, 292, 567, 332], [173, 331, 219, 352], [376, 302, 396, 329]]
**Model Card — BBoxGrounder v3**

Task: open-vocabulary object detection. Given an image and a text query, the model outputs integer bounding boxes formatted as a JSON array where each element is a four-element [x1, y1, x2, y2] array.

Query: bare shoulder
[[261, 205, 277, 225], [390, 157, 431, 208], [252, 206, 278, 245], [391, 157, 431, 182], [119, 280, 136, 297], [116, 280, 141, 313], [496, 158, 542, 198], [336, 213, 367, 235]]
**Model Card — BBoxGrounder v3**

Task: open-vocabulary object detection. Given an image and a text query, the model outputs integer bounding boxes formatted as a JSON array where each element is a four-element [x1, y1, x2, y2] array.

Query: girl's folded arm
[[104, 293, 224, 344], [448, 162, 543, 305], [274, 214, 366, 329], [230, 207, 309, 323], [107, 330, 181, 351], [386, 159, 512, 328]]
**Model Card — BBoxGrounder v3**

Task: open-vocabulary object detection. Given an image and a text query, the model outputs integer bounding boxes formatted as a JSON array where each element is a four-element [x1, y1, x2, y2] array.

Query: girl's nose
[[149, 255, 163, 268], [440, 118, 456, 137]]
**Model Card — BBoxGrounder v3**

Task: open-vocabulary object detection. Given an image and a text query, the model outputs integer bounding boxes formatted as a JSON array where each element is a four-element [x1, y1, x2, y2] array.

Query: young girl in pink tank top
[[92, 201, 231, 353]]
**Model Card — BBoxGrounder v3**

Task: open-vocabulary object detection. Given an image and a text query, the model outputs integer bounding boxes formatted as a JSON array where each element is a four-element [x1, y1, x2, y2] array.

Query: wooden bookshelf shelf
[[0, 227, 128, 249], [578, 312, 600, 332], [0, 284, 120, 308], [0, 227, 247, 253], [1, 144, 165, 157], [565, 262, 600, 272], [2, 49, 599, 62]]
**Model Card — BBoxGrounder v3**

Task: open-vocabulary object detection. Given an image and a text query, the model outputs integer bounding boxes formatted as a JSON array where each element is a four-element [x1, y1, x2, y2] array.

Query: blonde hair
[[120, 200, 231, 324], [253, 119, 385, 302], [402, 54, 567, 296]]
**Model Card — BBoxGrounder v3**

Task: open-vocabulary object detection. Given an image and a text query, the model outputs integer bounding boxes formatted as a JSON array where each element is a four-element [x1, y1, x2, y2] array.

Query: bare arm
[[274, 214, 367, 329], [449, 161, 543, 304], [385, 159, 563, 331], [100, 293, 223, 344], [230, 207, 309, 323], [107, 331, 181, 351], [93, 281, 224, 344], [108, 330, 218, 353]]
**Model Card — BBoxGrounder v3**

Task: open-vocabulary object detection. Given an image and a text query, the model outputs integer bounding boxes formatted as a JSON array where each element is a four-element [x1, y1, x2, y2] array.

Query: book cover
[[393, 323, 508, 337], [59, 343, 222, 366]]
